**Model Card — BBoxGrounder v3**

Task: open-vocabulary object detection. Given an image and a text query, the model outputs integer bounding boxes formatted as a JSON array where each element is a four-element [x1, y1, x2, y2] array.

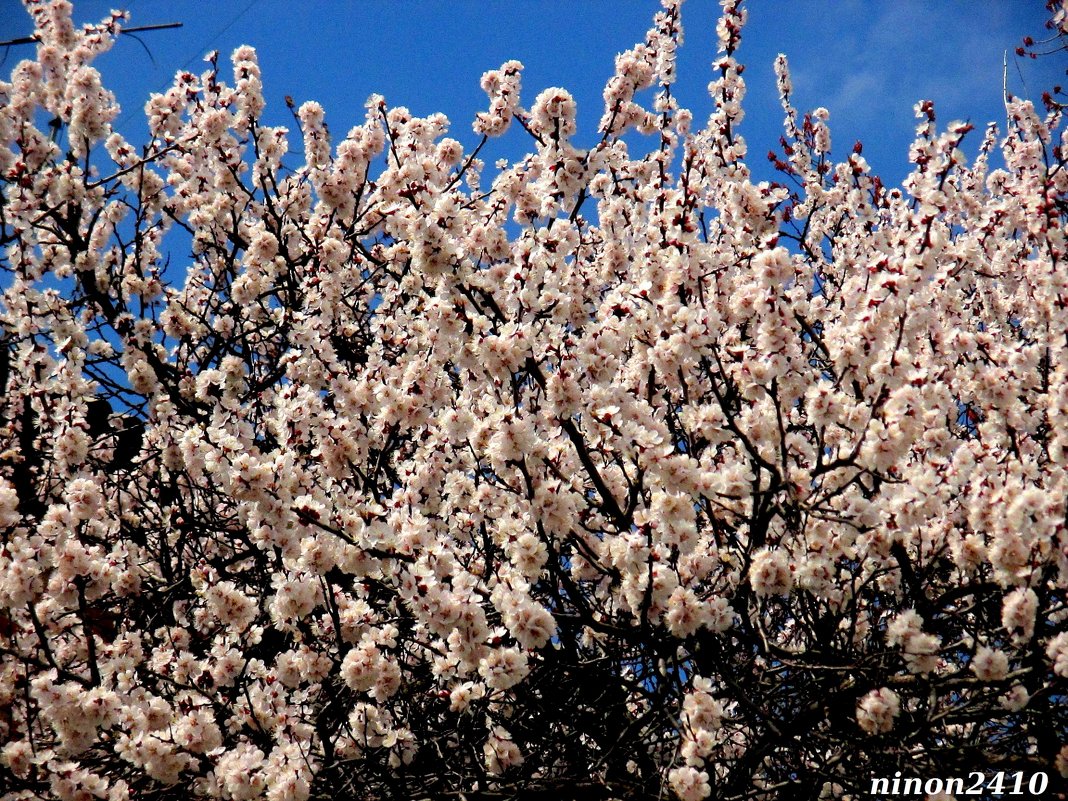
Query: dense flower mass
[[1, 0, 1067, 799]]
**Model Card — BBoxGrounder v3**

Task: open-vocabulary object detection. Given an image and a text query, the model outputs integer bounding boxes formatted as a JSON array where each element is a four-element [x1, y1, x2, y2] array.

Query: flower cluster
[[856, 688, 901, 735]]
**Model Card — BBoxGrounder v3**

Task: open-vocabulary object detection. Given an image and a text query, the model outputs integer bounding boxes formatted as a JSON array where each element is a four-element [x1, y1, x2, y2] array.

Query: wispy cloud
[[752, 1, 1058, 180]]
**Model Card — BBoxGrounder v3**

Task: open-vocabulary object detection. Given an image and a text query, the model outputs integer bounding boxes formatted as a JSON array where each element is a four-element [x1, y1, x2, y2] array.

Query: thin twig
[[0, 22, 183, 49]]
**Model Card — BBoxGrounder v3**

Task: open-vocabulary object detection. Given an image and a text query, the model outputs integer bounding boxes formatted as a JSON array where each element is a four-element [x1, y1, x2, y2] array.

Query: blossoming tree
[[1, 1, 1067, 799]]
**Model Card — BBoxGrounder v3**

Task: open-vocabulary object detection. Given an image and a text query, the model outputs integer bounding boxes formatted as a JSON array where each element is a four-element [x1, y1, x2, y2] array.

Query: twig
[[0, 22, 183, 49], [1003, 49, 1010, 131]]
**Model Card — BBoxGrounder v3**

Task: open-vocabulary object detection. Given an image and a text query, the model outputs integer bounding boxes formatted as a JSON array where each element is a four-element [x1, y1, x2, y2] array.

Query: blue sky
[[1, 1, 1064, 188]]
